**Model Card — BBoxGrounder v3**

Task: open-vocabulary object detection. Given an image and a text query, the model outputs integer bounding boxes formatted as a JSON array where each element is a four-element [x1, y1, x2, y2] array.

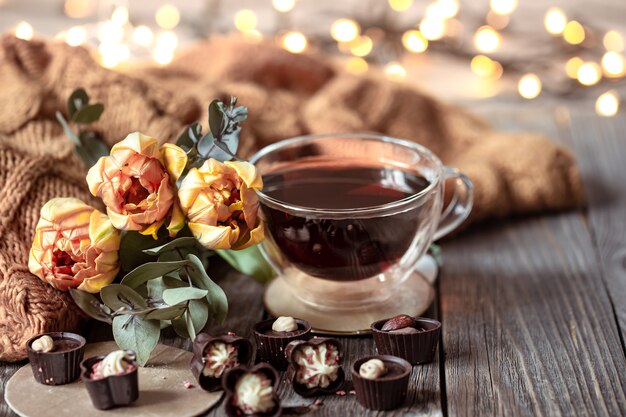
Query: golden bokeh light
[[97, 21, 124, 43], [490, 0, 517, 15], [577, 62, 602, 86], [155, 5, 181, 30], [420, 17, 446, 41], [565, 57, 584, 79], [282, 31, 308, 53], [64, 0, 93, 19], [111, 6, 129, 26], [402, 30, 428, 53], [243, 29, 263, 43], [132, 25, 154, 47], [98, 41, 129, 68], [426, 0, 459, 20], [384, 62, 407, 81], [601, 51, 625, 77], [563, 21, 585, 45], [234, 9, 257, 32], [603, 31, 624, 52], [331, 19, 360, 43], [156, 31, 178, 50], [474, 26, 500, 53], [65, 26, 87, 46], [272, 0, 296, 13], [15, 21, 34, 40], [518, 74, 541, 99], [544, 8, 567, 35], [486, 11, 510, 30], [152, 47, 174, 65], [470, 55, 502, 79], [349, 36, 373, 57], [595, 91, 619, 117], [388, 0, 413, 12], [345, 57, 369, 74]]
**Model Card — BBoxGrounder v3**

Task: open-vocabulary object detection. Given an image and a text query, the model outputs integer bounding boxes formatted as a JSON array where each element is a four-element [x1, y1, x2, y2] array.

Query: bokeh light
[[331, 19, 360, 43], [15, 21, 34, 40], [152, 47, 174, 65], [132, 25, 154, 47], [402, 30, 428, 53], [156, 31, 178, 50], [64, 0, 93, 19], [601, 51, 625, 77], [577, 62, 602, 86], [388, 0, 413, 12], [603, 31, 624, 52], [563, 21, 585, 45], [234, 9, 257, 32], [544, 8, 567, 35], [420, 17, 446, 41], [97, 21, 123, 43], [65, 26, 87, 46], [272, 0, 296, 13], [474, 26, 500, 53], [345, 57, 369, 74], [282, 31, 308, 53], [490, 0, 517, 15], [155, 5, 181, 30], [565, 57, 584, 79], [518, 74, 541, 99], [349, 36, 373, 57], [595, 91, 619, 117], [111, 6, 129, 26], [384, 62, 407, 81], [471, 55, 503, 79]]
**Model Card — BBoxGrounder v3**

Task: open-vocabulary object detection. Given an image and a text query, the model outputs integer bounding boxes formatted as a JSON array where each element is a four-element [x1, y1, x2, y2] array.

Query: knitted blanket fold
[[0, 34, 584, 361]]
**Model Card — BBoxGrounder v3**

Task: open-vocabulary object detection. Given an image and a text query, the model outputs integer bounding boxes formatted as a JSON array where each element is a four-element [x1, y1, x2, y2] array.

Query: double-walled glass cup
[[250, 133, 473, 313]]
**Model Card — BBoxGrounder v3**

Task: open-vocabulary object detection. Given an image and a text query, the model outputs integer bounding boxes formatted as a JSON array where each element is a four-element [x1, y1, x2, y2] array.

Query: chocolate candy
[[80, 350, 139, 410], [285, 338, 345, 397], [26, 332, 86, 386], [352, 355, 411, 410], [371, 316, 441, 364], [222, 363, 281, 417], [254, 317, 311, 371]]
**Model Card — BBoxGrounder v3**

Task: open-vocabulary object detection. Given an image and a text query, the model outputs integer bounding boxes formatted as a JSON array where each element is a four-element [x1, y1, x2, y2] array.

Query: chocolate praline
[[371, 316, 441, 365], [190, 332, 252, 391], [26, 332, 86, 386], [80, 351, 139, 410], [352, 355, 411, 411], [285, 337, 345, 397], [222, 363, 281, 417], [254, 318, 311, 371]]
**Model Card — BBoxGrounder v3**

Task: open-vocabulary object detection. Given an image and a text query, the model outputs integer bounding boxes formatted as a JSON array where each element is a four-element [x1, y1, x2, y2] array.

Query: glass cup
[[250, 133, 472, 312]]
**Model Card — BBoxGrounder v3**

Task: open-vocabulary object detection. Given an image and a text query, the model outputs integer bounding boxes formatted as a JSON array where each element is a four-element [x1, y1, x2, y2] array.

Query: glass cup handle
[[433, 166, 474, 241]]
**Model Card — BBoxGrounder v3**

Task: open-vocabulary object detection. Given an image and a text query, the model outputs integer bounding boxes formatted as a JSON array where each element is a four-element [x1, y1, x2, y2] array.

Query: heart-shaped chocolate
[[190, 332, 253, 392], [285, 337, 345, 397], [222, 363, 281, 417]]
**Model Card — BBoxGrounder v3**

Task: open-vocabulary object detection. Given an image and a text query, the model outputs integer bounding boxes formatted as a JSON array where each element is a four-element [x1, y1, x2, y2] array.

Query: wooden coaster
[[265, 255, 438, 335], [5, 341, 222, 417]]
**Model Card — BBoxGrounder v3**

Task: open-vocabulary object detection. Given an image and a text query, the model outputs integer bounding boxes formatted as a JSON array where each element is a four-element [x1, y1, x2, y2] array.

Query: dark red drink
[[261, 164, 430, 281]]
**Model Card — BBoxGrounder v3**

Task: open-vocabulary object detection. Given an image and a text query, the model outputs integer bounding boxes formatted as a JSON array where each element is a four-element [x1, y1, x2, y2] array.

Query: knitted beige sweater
[[0, 35, 583, 361]]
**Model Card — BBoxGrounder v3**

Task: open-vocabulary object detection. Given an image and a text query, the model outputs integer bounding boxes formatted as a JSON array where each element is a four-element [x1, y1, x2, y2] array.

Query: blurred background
[[1, 0, 624, 115]]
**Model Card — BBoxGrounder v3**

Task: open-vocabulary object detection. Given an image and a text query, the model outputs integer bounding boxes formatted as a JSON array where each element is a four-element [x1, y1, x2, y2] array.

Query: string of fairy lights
[[8, 0, 626, 117]]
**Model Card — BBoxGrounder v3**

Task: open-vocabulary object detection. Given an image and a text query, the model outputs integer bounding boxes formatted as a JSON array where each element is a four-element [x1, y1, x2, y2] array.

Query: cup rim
[[249, 133, 444, 216]]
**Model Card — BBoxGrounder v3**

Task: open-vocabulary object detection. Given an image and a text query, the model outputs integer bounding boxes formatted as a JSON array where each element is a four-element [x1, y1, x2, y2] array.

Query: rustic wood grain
[[563, 111, 626, 352], [439, 107, 626, 417]]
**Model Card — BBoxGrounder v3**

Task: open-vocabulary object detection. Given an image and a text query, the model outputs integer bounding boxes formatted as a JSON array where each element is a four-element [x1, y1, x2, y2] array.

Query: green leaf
[[188, 299, 209, 335], [69, 289, 113, 324], [56, 111, 81, 146], [176, 123, 202, 149], [101, 284, 148, 312], [208, 100, 224, 138], [217, 245, 276, 283], [171, 315, 190, 338], [185, 311, 196, 340], [429, 243, 442, 266], [72, 103, 104, 124], [186, 254, 228, 323], [78, 130, 110, 167], [144, 304, 187, 320], [112, 315, 160, 366], [121, 260, 188, 289], [163, 287, 208, 305], [142, 237, 199, 256], [119, 231, 168, 273], [67, 88, 89, 119], [147, 276, 186, 299]]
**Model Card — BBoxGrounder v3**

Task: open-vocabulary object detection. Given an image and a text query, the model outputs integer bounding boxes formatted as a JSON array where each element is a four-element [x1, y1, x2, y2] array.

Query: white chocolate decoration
[[202, 341, 238, 377], [294, 343, 340, 389], [359, 359, 387, 380], [233, 372, 275, 415], [272, 316, 298, 332], [99, 350, 135, 378], [31, 335, 55, 353]]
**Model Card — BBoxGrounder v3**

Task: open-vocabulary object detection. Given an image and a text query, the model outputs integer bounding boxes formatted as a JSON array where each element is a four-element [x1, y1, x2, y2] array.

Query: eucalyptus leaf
[[144, 304, 187, 320], [208, 100, 224, 138], [101, 284, 148, 312], [219, 129, 240, 155], [112, 315, 160, 366], [69, 289, 112, 324], [67, 88, 88, 119], [119, 230, 168, 273], [176, 123, 202, 149], [121, 260, 188, 289], [171, 315, 190, 339], [78, 130, 110, 166], [72, 103, 104, 124], [188, 299, 209, 335], [55, 112, 81, 146], [184, 311, 196, 340], [217, 245, 276, 283], [147, 276, 186, 300], [163, 287, 208, 305], [186, 254, 228, 323], [143, 237, 199, 256]]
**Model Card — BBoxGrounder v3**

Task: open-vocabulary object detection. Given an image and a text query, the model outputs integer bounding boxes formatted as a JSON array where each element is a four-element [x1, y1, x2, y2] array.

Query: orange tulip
[[178, 159, 264, 250], [28, 198, 121, 293], [86, 132, 187, 238]]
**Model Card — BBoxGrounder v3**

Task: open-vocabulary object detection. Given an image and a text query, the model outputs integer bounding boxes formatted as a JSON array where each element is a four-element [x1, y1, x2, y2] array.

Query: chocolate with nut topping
[[285, 338, 345, 397], [27, 332, 86, 386], [254, 317, 311, 371], [371, 315, 441, 365], [190, 332, 252, 392], [352, 355, 411, 410]]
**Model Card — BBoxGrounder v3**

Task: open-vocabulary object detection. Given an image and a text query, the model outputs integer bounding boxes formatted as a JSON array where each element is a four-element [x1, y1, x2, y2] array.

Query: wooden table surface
[[1, 103, 625, 417]]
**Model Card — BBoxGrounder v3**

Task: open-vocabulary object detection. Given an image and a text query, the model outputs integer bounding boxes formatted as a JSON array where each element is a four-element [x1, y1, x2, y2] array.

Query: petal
[[232, 220, 265, 250], [86, 157, 107, 196], [160, 143, 188, 183], [189, 223, 236, 250], [111, 132, 160, 160], [139, 219, 165, 240], [77, 270, 119, 293], [167, 203, 185, 238], [89, 210, 121, 252], [226, 161, 263, 190], [107, 209, 143, 231]]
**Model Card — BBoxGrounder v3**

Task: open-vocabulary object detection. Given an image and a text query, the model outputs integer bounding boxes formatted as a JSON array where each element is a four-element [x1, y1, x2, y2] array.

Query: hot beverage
[[261, 163, 430, 281]]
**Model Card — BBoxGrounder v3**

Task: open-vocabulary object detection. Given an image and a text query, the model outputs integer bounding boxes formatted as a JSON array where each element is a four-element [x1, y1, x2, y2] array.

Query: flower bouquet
[[29, 90, 273, 365]]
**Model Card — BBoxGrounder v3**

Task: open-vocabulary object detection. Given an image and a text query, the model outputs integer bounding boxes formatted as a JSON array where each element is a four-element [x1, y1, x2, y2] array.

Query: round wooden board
[[265, 255, 438, 335], [5, 341, 222, 417]]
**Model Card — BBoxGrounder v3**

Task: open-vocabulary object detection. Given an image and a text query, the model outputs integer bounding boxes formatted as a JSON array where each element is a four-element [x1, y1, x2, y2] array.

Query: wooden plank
[[563, 111, 626, 350], [440, 107, 626, 417]]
